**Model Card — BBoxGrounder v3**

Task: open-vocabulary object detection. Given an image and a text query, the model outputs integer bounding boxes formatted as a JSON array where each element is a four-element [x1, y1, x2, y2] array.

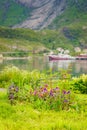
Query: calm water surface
[[0, 55, 87, 76]]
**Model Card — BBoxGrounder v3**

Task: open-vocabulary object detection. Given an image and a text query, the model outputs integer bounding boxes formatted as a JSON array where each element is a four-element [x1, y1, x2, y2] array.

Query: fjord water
[[0, 56, 87, 76]]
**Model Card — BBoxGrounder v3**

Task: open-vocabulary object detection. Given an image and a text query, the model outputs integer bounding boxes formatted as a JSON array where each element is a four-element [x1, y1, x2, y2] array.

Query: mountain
[[49, 0, 87, 29], [14, 0, 66, 29], [0, 0, 87, 30], [0, 0, 87, 53], [0, 0, 32, 27]]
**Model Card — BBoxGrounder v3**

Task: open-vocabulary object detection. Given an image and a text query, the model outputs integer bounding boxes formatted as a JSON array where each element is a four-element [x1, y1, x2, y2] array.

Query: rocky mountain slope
[[0, 0, 87, 52], [0, 0, 87, 30], [14, 0, 66, 29]]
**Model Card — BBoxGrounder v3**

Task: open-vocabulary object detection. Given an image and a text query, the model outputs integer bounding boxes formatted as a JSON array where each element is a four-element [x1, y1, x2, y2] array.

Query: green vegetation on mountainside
[[48, 0, 87, 49], [49, 0, 87, 29], [0, 0, 32, 27], [0, 27, 45, 53], [0, 0, 87, 53], [0, 25, 87, 53]]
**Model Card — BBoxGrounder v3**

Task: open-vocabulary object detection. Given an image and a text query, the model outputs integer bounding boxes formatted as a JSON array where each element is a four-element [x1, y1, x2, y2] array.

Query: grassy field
[[0, 67, 87, 130], [0, 91, 87, 130]]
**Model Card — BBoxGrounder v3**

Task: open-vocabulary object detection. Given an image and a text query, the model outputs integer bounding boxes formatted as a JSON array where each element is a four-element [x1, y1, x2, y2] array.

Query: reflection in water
[[0, 56, 87, 76], [49, 59, 87, 76], [73, 60, 87, 75], [49, 60, 74, 71]]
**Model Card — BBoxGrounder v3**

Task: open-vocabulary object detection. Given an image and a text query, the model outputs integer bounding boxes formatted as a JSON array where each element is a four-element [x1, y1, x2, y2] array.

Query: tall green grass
[[0, 67, 87, 129], [0, 91, 87, 130]]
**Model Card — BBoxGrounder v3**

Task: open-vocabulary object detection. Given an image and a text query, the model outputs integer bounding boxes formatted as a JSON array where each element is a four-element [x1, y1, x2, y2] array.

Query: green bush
[[72, 74, 87, 94]]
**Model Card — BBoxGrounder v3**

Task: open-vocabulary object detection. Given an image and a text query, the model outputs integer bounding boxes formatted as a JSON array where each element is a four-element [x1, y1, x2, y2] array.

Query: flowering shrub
[[7, 83, 77, 111], [8, 84, 19, 104], [29, 85, 73, 111]]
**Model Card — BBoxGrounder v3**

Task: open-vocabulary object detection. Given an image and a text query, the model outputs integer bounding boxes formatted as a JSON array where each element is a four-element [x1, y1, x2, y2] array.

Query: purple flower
[[8, 93, 14, 99], [64, 99, 68, 102], [55, 87, 59, 90], [44, 84, 48, 88], [62, 90, 67, 94], [50, 90, 53, 96], [43, 87, 47, 92], [15, 87, 19, 92], [67, 90, 70, 94], [9, 85, 14, 90], [54, 87, 60, 92], [33, 90, 37, 95]]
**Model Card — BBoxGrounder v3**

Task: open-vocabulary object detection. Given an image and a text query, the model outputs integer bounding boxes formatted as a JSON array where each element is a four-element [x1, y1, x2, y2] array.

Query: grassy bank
[[0, 91, 87, 130], [0, 67, 87, 130]]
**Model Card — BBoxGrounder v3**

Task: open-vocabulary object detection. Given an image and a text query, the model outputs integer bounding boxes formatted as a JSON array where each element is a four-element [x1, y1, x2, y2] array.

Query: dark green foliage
[[0, 0, 32, 26], [73, 79, 87, 94], [0, 27, 43, 53], [3, 51, 29, 57], [0, 27, 39, 41]]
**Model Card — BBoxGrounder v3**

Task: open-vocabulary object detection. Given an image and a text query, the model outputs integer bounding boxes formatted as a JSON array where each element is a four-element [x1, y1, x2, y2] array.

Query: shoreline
[[3, 56, 31, 60]]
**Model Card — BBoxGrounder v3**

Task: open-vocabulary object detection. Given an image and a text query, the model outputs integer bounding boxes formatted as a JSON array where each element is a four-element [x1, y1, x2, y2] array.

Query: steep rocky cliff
[[0, 0, 87, 30], [14, 0, 67, 29]]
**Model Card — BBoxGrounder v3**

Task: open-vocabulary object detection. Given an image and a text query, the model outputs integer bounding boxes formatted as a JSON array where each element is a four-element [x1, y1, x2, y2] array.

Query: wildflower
[[44, 84, 48, 88], [50, 89, 54, 96], [8, 93, 14, 100], [54, 87, 60, 92], [64, 99, 68, 102], [67, 90, 70, 94], [43, 87, 48, 92], [8, 85, 15, 92], [62, 90, 67, 94], [33, 90, 38, 95], [38, 93, 44, 98], [55, 87, 59, 90]]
